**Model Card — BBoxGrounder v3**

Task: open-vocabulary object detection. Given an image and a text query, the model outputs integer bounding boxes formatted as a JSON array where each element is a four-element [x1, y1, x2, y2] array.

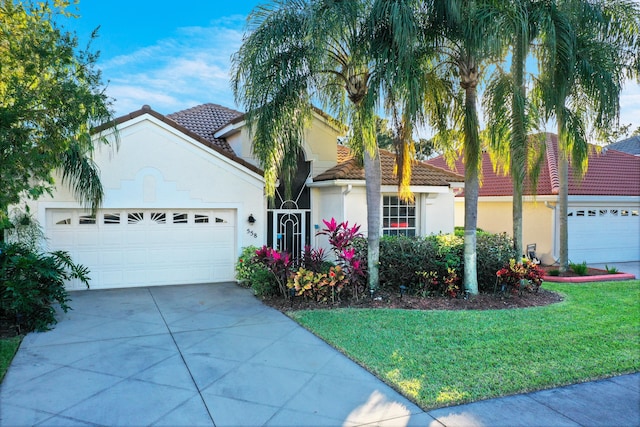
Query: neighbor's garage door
[[568, 206, 640, 263], [46, 209, 236, 289]]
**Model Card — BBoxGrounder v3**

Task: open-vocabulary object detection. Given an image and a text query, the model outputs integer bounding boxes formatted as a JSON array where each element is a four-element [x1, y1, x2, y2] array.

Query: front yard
[[289, 280, 640, 410]]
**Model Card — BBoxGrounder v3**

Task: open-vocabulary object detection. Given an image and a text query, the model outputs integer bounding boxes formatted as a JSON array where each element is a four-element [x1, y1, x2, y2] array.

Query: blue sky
[[63, 1, 640, 137]]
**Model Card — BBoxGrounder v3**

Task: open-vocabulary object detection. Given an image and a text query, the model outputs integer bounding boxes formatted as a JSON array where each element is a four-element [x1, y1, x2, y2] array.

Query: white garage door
[[568, 206, 640, 263], [46, 209, 236, 289]]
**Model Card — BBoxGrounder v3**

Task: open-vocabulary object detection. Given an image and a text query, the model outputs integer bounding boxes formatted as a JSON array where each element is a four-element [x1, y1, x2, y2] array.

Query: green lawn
[[0, 336, 21, 383], [289, 280, 640, 410]]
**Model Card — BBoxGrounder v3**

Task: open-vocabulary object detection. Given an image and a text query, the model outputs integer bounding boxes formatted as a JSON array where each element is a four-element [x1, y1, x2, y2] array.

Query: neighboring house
[[23, 104, 463, 289], [607, 135, 640, 156], [427, 133, 640, 265]]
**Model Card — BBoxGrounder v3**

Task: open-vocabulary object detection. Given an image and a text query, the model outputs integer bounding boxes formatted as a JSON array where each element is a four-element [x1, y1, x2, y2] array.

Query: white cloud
[[619, 79, 640, 132], [101, 17, 245, 117]]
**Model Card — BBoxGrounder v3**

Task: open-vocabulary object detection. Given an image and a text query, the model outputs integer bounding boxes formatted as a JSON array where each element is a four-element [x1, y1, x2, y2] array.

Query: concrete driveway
[[0, 283, 427, 426]]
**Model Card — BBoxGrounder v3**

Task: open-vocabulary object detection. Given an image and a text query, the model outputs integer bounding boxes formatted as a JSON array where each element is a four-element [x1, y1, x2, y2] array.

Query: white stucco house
[[23, 104, 464, 289], [427, 133, 640, 265]]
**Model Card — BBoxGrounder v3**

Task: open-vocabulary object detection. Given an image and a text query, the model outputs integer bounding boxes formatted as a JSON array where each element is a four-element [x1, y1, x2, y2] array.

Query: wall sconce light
[[248, 214, 256, 224]]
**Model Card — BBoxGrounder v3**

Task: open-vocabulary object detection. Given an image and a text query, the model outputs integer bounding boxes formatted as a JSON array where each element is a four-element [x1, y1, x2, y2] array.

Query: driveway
[[0, 283, 427, 426]]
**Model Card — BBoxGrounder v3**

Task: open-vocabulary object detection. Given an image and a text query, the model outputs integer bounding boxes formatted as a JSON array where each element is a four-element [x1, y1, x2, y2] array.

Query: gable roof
[[100, 105, 262, 176], [166, 103, 243, 154], [426, 133, 640, 197], [607, 135, 640, 156], [314, 145, 464, 187]]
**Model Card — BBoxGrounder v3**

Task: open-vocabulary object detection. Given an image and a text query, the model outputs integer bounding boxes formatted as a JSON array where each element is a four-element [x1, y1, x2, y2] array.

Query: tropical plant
[[235, 245, 262, 284], [0, 242, 90, 332], [0, 0, 116, 226], [534, 0, 640, 271], [496, 258, 544, 295], [254, 245, 293, 297]]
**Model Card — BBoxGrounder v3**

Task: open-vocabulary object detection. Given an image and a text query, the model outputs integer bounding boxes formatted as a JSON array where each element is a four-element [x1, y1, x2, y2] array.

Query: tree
[[371, 0, 502, 294], [0, 0, 115, 226], [232, 0, 385, 292], [535, 0, 640, 271]]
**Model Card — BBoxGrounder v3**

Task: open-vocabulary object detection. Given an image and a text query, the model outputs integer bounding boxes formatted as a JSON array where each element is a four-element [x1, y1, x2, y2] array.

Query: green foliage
[[0, 242, 89, 332], [235, 246, 261, 284], [287, 265, 348, 303], [356, 232, 516, 295], [605, 265, 619, 274], [0, 0, 115, 218], [249, 269, 279, 298], [569, 261, 589, 276], [548, 269, 561, 276]]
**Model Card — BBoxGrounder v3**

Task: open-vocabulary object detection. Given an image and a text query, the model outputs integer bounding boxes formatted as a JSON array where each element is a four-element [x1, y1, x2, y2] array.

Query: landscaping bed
[[261, 288, 563, 312]]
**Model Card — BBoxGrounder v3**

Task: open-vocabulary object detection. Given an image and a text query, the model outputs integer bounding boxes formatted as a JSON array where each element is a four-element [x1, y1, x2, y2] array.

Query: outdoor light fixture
[[399, 285, 407, 298], [248, 214, 256, 224]]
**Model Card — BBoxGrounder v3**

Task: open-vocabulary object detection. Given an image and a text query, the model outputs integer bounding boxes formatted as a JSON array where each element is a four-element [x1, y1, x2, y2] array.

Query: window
[[621, 210, 629, 216], [195, 214, 209, 224], [79, 215, 96, 225], [383, 195, 416, 237], [588, 210, 596, 217], [56, 218, 71, 225], [150, 212, 166, 224], [599, 210, 608, 216], [103, 213, 120, 224], [215, 217, 227, 223], [173, 213, 188, 224], [632, 210, 639, 217], [128, 212, 144, 224]]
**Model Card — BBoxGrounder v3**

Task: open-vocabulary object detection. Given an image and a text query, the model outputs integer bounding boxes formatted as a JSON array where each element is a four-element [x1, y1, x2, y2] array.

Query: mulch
[[260, 288, 564, 313]]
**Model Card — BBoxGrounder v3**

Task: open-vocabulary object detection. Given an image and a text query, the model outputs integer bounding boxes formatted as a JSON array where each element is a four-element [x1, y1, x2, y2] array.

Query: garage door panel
[[568, 206, 640, 263], [46, 209, 237, 289]]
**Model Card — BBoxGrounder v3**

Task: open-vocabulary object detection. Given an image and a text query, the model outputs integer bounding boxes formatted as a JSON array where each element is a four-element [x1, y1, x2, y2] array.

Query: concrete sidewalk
[[1, 282, 638, 426]]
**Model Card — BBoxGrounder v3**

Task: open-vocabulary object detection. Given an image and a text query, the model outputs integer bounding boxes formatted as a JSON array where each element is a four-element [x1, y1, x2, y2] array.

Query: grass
[[0, 336, 21, 383], [289, 280, 640, 410]]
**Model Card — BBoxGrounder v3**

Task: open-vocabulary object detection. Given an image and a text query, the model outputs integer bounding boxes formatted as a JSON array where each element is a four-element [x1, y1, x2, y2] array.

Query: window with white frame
[[383, 195, 416, 236]]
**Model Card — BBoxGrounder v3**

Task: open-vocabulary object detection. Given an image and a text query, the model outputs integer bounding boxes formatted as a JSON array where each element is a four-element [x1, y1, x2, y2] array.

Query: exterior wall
[[27, 115, 266, 254], [423, 191, 456, 235], [454, 198, 555, 264], [225, 112, 343, 176]]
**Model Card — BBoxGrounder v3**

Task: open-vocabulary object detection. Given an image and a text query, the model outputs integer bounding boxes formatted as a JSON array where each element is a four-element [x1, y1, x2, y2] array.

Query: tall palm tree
[[371, 0, 502, 294], [232, 0, 384, 291], [535, 0, 639, 271]]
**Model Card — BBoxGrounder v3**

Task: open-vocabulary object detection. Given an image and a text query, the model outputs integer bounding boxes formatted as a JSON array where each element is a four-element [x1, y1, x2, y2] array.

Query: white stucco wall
[[423, 191, 456, 235], [27, 114, 266, 253]]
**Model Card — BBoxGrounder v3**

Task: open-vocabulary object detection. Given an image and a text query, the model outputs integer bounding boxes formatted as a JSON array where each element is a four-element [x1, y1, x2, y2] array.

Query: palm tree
[[232, 0, 384, 292], [371, 0, 502, 294], [535, 0, 639, 271]]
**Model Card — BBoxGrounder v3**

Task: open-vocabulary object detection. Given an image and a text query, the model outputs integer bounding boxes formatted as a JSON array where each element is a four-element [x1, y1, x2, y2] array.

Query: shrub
[[0, 242, 89, 332], [249, 269, 279, 297], [605, 265, 619, 274], [287, 265, 347, 303], [548, 269, 561, 276], [569, 261, 589, 276], [299, 245, 331, 273], [235, 246, 261, 284], [416, 268, 462, 298], [356, 232, 516, 295], [255, 246, 293, 297], [496, 259, 544, 295]]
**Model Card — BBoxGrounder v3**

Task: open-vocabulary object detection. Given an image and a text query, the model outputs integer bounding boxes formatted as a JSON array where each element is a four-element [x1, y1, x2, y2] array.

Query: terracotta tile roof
[[314, 145, 464, 186], [426, 133, 640, 197], [166, 103, 243, 154], [98, 105, 263, 176]]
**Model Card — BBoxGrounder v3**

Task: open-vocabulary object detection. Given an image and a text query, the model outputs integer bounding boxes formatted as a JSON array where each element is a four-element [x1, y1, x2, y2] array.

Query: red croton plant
[[496, 259, 544, 294]]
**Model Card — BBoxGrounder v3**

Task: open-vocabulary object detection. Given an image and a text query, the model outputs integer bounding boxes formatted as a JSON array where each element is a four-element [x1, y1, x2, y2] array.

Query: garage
[[46, 208, 237, 289], [567, 205, 640, 263]]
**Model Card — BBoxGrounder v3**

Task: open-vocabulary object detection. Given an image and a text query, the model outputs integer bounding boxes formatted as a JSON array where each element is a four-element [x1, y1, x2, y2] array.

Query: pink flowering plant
[[316, 218, 366, 299], [496, 259, 544, 295], [255, 245, 293, 297]]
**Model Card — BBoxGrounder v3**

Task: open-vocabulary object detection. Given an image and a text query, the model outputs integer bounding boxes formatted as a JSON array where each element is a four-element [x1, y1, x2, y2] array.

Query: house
[[23, 104, 463, 289], [426, 133, 640, 265]]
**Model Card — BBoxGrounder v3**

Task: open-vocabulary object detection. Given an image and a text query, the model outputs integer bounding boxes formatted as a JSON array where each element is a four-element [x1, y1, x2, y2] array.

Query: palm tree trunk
[[558, 134, 569, 272], [511, 31, 527, 260], [462, 72, 480, 295], [364, 145, 381, 294]]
